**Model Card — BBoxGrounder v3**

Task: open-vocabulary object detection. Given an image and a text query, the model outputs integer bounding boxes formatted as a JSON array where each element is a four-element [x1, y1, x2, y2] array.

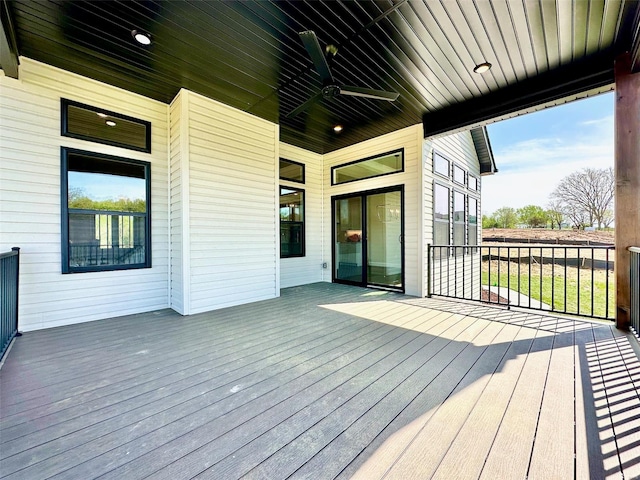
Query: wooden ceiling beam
[[0, 0, 19, 78]]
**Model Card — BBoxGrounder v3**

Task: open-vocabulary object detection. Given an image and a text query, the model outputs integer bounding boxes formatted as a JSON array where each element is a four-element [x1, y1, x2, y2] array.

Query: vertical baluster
[[539, 246, 543, 311], [591, 248, 595, 317], [507, 245, 511, 307], [577, 247, 581, 315], [606, 248, 610, 318], [552, 247, 555, 313]]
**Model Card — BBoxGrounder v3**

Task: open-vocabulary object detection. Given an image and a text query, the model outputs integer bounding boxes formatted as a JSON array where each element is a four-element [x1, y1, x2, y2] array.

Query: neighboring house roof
[[470, 126, 498, 176]]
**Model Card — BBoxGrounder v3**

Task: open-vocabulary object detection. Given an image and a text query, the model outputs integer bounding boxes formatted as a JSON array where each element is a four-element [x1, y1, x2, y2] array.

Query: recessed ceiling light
[[96, 112, 108, 118], [473, 62, 492, 74], [333, 125, 343, 133], [105, 120, 117, 127], [132, 30, 151, 45]]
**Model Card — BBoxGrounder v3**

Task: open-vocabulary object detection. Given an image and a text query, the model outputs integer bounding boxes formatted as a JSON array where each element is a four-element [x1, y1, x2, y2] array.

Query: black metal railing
[[427, 244, 615, 320], [630, 247, 640, 337], [1, 247, 20, 360]]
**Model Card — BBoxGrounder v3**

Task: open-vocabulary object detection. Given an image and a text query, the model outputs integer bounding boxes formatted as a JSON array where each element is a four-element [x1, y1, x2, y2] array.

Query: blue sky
[[69, 172, 145, 202], [482, 92, 614, 215]]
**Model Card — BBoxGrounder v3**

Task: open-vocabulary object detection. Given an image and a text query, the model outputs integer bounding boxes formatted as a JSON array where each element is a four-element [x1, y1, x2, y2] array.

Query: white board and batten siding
[[424, 131, 483, 300], [323, 124, 424, 296], [0, 59, 169, 331], [169, 90, 279, 315], [279, 143, 324, 288]]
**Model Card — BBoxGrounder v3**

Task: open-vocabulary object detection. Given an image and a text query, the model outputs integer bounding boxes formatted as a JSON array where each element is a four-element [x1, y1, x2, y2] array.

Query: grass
[[481, 260, 616, 319]]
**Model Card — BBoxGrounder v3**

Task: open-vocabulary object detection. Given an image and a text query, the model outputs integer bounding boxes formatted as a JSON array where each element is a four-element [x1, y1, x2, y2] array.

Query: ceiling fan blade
[[299, 31, 334, 84], [285, 92, 323, 118], [339, 85, 399, 101]]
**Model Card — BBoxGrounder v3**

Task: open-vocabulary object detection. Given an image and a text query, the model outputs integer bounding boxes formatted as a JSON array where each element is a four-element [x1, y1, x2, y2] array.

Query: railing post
[[426, 244, 432, 298], [11, 247, 21, 337], [1, 247, 21, 360], [630, 247, 640, 337]]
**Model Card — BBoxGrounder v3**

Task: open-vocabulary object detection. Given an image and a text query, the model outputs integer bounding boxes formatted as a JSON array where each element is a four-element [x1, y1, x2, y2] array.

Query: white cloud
[[580, 115, 614, 127], [482, 119, 613, 215]]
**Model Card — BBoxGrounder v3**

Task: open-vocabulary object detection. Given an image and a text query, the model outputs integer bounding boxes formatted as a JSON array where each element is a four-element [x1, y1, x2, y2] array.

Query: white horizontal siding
[[279, 143, 324, 288], [182, 91, 279, 314], [323, 125, 424, 297], [0, 59, 169, 331], [169, 93, 185, 313]]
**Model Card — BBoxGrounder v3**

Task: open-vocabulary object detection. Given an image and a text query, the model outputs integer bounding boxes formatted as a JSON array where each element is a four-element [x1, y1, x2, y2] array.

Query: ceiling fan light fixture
[[333, 125, 343, 133], [473, 62, 492, 74], [132, 29, 152, 45], [326, 44, 338, 56]]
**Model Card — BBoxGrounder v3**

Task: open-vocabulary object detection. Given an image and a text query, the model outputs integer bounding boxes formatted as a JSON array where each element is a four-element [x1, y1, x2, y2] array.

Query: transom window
[[332, 149, 404, 185], [279, 158, 305, 183], [61, 148, 151, 273], [433, 153, 450, 177], [280, 186, 305, 258], [469, 174, 479, 191], [61, 99, 151, 153], [453, 164, 466, 185]]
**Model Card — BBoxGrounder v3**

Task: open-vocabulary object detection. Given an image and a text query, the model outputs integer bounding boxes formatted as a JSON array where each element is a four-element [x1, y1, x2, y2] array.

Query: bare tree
[[602, 209, 614, 228], [546, 199, 564, 229], [550, 167, 614, 229]]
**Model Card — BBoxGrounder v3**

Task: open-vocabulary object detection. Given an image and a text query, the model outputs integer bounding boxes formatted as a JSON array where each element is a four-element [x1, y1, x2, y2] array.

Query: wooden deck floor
[[1, 283, 639, 480]]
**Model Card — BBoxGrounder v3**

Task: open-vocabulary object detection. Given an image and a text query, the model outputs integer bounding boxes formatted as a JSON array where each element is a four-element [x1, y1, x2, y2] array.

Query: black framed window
[[61, 99, 151, 153], [280, 186, 304, 257], [332, 149, 403, 185], [279, 158, 305, 183], [453, 191, 466, 247], [433, 152, 450, 177], [61, 148, 151, 273], [434, 183, 450, 253], [453, 164, 466, 185], [468, 197, 478, 246], [469, 174, 479, 191]]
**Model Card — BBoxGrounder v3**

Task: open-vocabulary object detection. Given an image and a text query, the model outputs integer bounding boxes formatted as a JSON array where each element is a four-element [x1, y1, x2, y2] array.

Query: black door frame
[[331, 185, 405, 292]]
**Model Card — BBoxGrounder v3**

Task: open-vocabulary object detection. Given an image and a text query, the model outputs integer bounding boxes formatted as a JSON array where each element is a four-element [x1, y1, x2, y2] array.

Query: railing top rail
[[429, 244, 615, 249], [0, 248, 20, 260], [629, 246, 640, 254]]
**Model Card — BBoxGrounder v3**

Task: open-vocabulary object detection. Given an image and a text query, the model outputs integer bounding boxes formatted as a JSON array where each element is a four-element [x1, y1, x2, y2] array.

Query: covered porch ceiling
[[2, 0, 640, 154]]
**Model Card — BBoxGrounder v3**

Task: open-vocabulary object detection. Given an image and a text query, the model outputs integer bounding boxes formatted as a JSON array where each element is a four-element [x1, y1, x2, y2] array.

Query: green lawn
[[481, 262, 615, 319]]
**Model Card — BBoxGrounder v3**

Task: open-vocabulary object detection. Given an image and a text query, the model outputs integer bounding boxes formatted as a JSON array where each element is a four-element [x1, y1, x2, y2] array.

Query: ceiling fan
[[286, 31, 399, 118]]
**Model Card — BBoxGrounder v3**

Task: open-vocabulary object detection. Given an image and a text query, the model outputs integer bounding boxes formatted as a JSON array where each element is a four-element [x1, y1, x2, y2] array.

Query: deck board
[[234, 314, 487, 480], [1, 283, 639, 480], [526, 317, 575, 480], [479, 326, 556, 479], [427, 320, 546, 480]]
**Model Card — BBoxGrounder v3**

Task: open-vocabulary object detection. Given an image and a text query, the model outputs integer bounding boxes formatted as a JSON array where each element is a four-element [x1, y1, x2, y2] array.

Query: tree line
[[483, 167, 614, 229], [68, 188, 146, 213]]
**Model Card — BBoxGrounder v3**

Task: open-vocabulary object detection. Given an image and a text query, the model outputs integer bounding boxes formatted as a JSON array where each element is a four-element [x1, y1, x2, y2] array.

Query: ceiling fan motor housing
[[322, 85, 341, 98]]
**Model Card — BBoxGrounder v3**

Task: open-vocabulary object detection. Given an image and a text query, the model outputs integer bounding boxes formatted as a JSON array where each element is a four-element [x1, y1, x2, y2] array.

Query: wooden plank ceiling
[[5, 0, 640, 154]]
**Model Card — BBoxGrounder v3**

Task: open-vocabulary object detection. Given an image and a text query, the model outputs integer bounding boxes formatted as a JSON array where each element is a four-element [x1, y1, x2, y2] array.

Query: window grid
[[432, 151, 480, 251]]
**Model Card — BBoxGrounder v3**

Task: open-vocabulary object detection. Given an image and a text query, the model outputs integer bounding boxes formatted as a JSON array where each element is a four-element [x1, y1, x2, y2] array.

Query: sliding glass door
[[333, 186, 403, 291]]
